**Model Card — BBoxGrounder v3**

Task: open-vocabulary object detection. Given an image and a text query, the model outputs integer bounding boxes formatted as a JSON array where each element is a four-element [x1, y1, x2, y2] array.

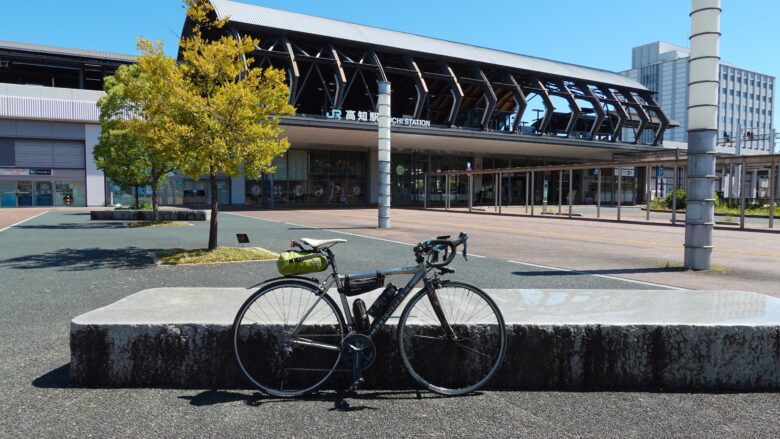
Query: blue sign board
[[657, 166, 664, 177]]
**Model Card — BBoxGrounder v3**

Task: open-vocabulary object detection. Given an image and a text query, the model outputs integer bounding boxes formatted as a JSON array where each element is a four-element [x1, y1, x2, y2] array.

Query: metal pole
[[769, 159, 775, 228], [530, 171, 535, 216], [494, 173, 498, 212], [684, 0, 720, 270], [646, 165, 651, 221], [423, 174, 428, 210], [445, 174, 450, 210], [617, 168, 622, 222], [728, 161, 734, 201], [377, 81, 392, 228], [568, 168, 573, 218], [468, 174, 473, 212], [597, 170, 601, 218], [739, 158, 746, 230], [558, 170, 563, 215], [672, 163, 678, 225], [525, 172, 530, 214], [498, 172, 503, 214]]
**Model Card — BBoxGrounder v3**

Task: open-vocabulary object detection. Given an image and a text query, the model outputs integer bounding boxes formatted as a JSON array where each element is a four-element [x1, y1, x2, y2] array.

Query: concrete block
[[70, 288, 780, 390], [90, 210, 209, 222]]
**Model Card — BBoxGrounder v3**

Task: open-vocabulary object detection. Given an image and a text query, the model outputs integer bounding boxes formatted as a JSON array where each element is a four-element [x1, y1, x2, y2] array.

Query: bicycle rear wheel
[[398, 280, 506, 395], [232, 280, 346, 397]]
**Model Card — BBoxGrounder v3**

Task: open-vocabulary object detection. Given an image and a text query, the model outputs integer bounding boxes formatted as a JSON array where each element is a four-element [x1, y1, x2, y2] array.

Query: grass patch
[[158, 246, 278, 265], [127, 221, 192, 228]]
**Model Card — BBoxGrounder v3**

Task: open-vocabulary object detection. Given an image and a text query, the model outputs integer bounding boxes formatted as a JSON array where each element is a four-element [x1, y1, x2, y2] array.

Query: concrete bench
[[90, 210, 209, 222], [70, 288, 780, 390]]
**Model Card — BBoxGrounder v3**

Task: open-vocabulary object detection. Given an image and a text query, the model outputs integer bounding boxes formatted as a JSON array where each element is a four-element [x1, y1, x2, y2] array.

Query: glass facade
[[246, 149, 369, 207], [106, 174, 230, 207], [0, 178, 85, 207]]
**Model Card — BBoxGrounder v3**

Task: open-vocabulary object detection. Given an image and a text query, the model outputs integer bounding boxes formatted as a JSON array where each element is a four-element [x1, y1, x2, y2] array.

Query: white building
[[622, 41, 775, 155]]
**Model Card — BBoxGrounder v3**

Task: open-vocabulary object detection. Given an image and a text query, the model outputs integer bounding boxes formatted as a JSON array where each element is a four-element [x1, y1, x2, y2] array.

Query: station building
[[1, 0, 682, 208]]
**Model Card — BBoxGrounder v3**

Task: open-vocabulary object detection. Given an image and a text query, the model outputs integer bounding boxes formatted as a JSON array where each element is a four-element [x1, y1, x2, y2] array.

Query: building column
[[84, 124, 106, 207], [231, 176, 245, 205]]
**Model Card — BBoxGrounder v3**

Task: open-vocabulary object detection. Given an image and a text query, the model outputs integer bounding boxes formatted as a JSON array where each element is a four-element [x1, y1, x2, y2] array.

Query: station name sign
[[325, 109, 431, 128]]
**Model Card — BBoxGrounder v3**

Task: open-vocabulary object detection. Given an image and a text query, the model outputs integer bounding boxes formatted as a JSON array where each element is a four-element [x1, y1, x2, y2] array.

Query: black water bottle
[[367, 283, 397, 318]]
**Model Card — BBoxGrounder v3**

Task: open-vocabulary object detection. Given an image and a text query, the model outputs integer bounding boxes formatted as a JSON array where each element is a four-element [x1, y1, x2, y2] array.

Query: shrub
[[665, 189, 686, 210]]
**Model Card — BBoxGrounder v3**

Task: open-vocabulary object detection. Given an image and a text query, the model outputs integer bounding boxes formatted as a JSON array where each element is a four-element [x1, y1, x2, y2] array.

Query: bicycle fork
[[425, 282, 458, 341]]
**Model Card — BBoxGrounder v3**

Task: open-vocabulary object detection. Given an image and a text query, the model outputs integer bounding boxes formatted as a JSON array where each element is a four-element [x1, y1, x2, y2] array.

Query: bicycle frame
[[289, 249, 451, 352]]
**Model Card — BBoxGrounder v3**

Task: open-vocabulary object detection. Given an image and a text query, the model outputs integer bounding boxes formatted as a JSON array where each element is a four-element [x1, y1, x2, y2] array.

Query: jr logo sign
[[325, 109, 343, 119]]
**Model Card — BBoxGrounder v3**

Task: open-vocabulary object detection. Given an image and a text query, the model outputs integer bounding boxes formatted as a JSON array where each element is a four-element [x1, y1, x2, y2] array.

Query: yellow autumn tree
[[177, 0, 295, 249]]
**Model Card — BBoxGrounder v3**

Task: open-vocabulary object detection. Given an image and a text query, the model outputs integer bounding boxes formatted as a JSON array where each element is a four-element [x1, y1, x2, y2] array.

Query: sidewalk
[[234, 207, 780, 298]]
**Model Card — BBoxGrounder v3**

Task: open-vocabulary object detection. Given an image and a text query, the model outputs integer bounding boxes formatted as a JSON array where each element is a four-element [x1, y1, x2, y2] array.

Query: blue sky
[[1, 0, 778, 120]]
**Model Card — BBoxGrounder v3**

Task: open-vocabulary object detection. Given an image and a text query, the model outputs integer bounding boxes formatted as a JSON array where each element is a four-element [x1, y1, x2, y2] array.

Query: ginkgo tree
[[95, 39, 186, 220], [177, 0, 295, 249]]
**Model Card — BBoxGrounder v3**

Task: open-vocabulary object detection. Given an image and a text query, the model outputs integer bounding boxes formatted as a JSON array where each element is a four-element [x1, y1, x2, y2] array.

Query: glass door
[[35, 181, 54, 206], [16, 181, 33, 207]]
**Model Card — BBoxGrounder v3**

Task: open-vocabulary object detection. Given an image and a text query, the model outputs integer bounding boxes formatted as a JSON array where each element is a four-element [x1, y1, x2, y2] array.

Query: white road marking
[[0, 210, 50, 233], [507, 260, 686, 290], [228, 212, 677, 288]]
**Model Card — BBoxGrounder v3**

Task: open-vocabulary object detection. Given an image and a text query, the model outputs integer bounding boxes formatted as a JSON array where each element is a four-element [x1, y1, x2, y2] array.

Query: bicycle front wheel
[[232, 280, 346, 397], [398, 281, 507, 396]]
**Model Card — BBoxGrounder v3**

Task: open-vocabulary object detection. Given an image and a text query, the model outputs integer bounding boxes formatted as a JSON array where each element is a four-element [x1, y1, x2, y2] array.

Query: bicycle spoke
[[234, 282, 344, 397], [399, 283, 505, 396]]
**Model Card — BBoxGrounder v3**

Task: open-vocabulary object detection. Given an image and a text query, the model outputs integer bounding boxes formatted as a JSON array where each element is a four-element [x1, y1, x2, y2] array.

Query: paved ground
[[0, 207, 50, 231], [0, 210, 778, 437], [237, 207, 780, 297]]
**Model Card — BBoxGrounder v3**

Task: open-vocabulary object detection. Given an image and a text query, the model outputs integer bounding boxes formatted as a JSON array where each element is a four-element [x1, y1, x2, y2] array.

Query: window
[[722, 87, 727, 94], [723, 73, 728, 80], [751, 79, 755, 86]]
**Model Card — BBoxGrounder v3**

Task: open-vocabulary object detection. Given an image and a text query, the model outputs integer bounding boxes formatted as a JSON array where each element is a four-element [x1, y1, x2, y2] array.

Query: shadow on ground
[[287, 226, 377, 231], [0, 247, 162, 271], [513, 267, 686, 277], [32, 364, 71, 389], [178, 389, 447, 411], [16, 222, 128, 230]]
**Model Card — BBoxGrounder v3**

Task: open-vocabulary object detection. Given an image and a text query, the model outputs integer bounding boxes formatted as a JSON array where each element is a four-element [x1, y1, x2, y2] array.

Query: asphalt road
[[0, 211, 777, 438]]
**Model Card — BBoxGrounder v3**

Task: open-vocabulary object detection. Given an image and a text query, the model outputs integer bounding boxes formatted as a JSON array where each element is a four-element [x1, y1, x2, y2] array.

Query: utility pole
[[684, 0, 720, 270]]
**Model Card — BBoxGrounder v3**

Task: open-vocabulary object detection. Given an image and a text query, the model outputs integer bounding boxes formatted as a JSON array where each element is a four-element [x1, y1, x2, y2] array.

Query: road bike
[[232, 232, 506, 398]]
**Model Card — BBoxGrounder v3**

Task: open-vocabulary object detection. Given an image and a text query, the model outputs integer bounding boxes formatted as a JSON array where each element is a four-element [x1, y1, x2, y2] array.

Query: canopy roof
[[0, 40, 135, 64], [209, 0, 646, 91]]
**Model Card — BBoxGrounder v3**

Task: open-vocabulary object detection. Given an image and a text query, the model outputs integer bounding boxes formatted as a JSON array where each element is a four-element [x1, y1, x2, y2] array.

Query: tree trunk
[[134, 186, 140, 209], [151, 172, 160, 222], [208, 173, 219, 250]]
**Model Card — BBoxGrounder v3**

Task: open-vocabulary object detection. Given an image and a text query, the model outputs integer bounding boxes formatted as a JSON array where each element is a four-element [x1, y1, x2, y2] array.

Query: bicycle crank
[[339, 333, 376, 370], [340, 333, 375, 393]]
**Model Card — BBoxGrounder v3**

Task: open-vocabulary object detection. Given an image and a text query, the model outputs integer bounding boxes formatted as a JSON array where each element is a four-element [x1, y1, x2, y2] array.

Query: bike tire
[[232, 280, 346, 397], [397, 280, 507, 396]]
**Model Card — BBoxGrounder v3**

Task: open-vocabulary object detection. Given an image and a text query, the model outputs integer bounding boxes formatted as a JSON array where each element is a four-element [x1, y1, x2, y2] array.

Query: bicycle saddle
[[301, 237, 347, 249]]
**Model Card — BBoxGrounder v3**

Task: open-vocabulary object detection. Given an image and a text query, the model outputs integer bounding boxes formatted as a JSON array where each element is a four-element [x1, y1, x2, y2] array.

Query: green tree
[[95, 40, 186, 219], [177, 0, 295, 249]]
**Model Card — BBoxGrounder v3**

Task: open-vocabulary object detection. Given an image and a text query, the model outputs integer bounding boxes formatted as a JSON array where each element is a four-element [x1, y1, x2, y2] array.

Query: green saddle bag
[[276, 251, 329, 276]]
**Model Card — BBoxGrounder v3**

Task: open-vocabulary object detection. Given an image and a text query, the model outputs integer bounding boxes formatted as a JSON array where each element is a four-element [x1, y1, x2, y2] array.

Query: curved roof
[[210, 0, 647, 91], [0, 40, 135, 64]]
